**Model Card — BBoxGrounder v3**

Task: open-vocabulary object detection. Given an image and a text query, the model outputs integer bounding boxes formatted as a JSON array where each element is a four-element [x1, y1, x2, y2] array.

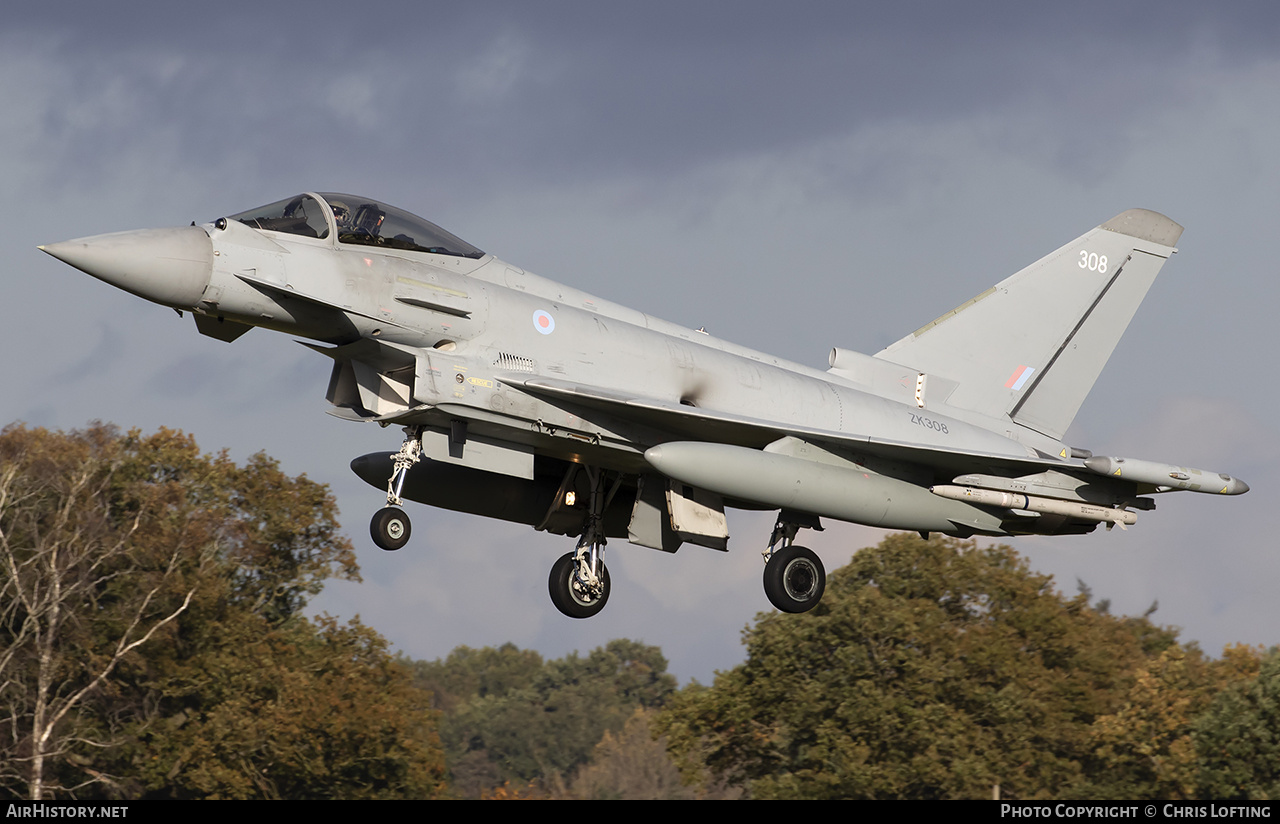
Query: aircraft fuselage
[[41, 192, 1247, 617]]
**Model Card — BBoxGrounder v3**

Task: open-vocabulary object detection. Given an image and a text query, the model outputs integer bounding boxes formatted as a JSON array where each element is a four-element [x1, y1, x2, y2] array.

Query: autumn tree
[[656, 533, 1198, 800], [1193, 647, 1280, 799], [412, 638, 677, 797], [1084, 643, 1263, 799], [565, 708, 703, 800], [0, 425, 211, 798], [132, 616, 445, 799], [0, 423, 444, 799]]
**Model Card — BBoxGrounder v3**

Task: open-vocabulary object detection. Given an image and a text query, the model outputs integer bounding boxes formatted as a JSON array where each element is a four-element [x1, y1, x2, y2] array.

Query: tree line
[[1, 424, 1275, 799]]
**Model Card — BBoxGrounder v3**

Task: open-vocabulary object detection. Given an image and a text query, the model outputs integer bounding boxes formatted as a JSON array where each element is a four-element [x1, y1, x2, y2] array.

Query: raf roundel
[[532, 309, 556, 335]]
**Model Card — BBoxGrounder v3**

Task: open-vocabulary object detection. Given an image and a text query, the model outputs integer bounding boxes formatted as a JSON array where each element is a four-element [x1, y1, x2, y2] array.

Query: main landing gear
[[548, 466, 620, 619], [549, 550, 610, 619], [762, 515, 826, 613], [371, 426, 423, 551]]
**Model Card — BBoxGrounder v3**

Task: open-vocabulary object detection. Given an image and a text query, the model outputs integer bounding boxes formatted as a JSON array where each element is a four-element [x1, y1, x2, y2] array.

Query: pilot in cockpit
[[329, 199, 352, 231]]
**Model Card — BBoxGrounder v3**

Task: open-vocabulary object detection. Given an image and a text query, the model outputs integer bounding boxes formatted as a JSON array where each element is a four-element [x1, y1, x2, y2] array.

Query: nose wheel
[[371, 506, 411, 551], [369, 426, 423, 551]]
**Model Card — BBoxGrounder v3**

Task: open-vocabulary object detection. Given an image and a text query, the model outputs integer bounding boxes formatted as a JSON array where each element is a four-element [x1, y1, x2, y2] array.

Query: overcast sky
[[4, 2, 1278, 683]]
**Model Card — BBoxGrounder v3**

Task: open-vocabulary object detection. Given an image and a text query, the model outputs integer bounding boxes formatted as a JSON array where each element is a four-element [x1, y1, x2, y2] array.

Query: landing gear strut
[[547, 466, 619, 618], [371, 426, 422, 551], [762, 515, 826, 613]]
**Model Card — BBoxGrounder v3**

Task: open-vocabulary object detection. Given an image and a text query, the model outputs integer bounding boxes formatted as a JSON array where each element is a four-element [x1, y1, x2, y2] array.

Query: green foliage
[[411, 638, 677, 797], [411, 643, 546, 713], [1084, 644, 1262, 799], [1194, 648, 1280, 800], [655, 533, 1211, 800], [108, 426, 360, 622], [134, 616, 445, 799], [568, 708, 698, 800], [0, 423, 444, 799]]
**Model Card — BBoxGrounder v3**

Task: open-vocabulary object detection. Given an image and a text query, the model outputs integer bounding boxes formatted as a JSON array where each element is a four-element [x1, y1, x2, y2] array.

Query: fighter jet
[[41, 194, 1248, 618]]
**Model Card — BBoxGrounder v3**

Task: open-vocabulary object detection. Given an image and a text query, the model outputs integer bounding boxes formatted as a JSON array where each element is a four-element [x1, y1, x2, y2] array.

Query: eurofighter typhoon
[[41, 194, 1248, 617]]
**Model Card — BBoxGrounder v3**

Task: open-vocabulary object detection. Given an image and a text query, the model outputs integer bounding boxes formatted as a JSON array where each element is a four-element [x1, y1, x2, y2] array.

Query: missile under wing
[[40, 194, 1248, 618]]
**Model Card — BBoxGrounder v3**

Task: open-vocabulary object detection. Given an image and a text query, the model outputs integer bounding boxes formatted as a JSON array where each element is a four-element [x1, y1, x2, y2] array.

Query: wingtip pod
[[1083, 456, 1249, 495], [1101, 209, 1184, 248]]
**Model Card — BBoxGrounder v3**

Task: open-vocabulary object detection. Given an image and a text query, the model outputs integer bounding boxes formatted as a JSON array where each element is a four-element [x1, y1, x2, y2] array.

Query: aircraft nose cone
[[40, 226, 213, 309]]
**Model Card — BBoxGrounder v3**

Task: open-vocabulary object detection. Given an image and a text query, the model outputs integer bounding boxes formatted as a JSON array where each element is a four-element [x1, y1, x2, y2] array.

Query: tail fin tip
[[1102, 209, 1183, 248]]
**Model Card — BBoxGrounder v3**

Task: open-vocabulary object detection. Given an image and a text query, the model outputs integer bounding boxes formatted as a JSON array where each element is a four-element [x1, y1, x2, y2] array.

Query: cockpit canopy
[[227, 193, 485, 259]]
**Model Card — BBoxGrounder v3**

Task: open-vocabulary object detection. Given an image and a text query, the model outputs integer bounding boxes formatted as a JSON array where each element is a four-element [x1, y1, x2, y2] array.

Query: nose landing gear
[[371, 506, 411, 551], [371, 426, 423, 551]]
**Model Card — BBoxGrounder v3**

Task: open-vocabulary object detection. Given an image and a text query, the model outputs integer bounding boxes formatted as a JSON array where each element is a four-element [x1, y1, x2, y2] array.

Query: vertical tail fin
[[874, 209, 1183, 440]]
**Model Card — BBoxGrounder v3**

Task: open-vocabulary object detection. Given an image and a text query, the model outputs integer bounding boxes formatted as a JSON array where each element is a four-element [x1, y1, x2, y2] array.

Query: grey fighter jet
[[41, 194, 1249, 618]]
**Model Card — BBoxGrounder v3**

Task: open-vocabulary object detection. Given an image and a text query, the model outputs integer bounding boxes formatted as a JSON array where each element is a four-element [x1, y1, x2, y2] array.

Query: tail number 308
[[1079, 250, 1108, 273]]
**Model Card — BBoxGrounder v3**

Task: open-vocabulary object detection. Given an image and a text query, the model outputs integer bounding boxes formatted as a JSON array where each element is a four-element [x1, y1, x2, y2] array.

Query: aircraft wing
[[509, 377, 1072, 481]]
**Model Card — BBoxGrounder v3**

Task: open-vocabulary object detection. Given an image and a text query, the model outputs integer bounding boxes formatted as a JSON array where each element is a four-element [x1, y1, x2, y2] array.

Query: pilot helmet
[[329, 200, 351, 229]]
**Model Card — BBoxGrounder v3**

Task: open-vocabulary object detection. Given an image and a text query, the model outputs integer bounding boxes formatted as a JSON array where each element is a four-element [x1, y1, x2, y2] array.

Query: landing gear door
[[628, 475, 683, 553], [667, 482, 729, 551]]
